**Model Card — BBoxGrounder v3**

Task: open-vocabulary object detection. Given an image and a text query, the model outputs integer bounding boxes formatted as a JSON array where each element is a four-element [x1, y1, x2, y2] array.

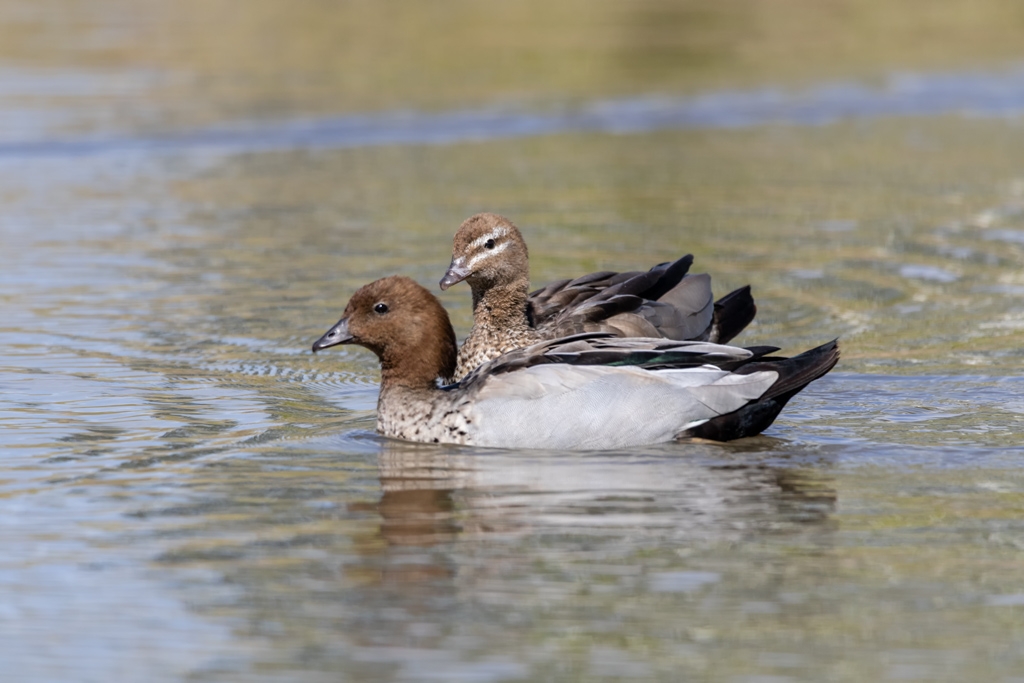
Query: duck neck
[[379, 362, 439, 393], [376, 313, 459, 390], [470, 277, 532, 334]]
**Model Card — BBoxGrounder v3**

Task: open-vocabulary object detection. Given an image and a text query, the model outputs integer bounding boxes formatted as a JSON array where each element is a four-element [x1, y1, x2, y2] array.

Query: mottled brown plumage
[[439, 213, 757, 381], [440, 213, 541, 377]]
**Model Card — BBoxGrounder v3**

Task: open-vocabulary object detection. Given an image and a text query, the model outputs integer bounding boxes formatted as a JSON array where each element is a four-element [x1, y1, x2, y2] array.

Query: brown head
[[438, 213, 530, 292], [312, 276, 458, 387]]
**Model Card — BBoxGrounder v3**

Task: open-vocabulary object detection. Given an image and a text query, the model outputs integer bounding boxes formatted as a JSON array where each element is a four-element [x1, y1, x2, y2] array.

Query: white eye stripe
[[466, 240, 510, 268], [468, 225, 509, 250]]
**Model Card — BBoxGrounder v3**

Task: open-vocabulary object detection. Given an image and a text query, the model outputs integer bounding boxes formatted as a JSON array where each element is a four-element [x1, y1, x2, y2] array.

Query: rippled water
[[5, 1, 1024, 681], [8, 64, 1024, 157]]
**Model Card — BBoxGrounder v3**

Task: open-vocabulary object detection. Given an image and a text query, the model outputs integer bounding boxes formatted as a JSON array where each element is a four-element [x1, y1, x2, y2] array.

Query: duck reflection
[[148, 438, 838, 673], [361, 438, 836, 551]]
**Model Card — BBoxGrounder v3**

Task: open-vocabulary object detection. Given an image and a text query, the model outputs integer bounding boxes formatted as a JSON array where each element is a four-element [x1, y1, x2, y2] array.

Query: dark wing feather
[[637, 256, 699, 301], [526, 255, 695, 328], [709, 285, 757, 344], [537, 272, 712, 340], [458, 335, 766, 386], [525, 254, 756, 344]]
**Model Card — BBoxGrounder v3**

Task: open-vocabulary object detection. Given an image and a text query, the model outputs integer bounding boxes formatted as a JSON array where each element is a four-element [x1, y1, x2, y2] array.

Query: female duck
[[439, 213, 756, 381], [312, 276, 838, 450]]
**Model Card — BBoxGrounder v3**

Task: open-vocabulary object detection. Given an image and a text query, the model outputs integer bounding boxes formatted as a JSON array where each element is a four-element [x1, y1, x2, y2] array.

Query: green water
[[4, 1, 1024, 681]]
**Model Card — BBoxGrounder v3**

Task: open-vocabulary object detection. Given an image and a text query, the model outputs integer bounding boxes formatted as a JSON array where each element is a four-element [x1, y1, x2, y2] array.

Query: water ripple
[[2, 65, 1024, 158]]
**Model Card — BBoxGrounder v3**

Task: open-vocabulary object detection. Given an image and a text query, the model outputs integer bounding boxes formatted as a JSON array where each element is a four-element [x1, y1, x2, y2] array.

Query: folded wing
[[456, 337, 839, 449], [527, 255, 755, 344]]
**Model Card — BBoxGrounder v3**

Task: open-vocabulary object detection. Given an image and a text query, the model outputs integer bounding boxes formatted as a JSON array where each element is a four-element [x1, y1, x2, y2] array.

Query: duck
[[439, 213, 757, 381], [312, 275, 839, 450]]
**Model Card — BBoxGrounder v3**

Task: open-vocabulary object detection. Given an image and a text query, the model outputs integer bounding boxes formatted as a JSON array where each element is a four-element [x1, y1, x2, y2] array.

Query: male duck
[[439, 213, 757, 381], [312, 276, 839, 450]]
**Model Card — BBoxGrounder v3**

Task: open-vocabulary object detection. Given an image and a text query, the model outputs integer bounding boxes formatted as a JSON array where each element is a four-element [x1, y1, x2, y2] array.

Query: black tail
[[711, 285, 756, 344], [680, 339, 840, 442]]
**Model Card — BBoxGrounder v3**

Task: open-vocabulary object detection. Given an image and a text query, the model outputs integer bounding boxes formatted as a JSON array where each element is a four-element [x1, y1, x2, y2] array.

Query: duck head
[[439, 213, 529, 291], [313, 276, 458, 387]]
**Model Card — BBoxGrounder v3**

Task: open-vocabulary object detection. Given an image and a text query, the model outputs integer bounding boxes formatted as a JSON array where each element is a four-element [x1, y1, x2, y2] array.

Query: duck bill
[[439, 259, 471, 291], [312, 317, 353, 352]]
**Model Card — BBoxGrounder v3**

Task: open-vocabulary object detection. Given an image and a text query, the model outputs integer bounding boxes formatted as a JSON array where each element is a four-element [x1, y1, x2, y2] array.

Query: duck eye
[[485, 238, 496, 249], [373, 302, 389, 314]]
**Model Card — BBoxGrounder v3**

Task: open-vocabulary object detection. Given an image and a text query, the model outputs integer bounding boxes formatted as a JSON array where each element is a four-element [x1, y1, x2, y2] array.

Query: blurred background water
[[4, 1, 1024, 681]]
